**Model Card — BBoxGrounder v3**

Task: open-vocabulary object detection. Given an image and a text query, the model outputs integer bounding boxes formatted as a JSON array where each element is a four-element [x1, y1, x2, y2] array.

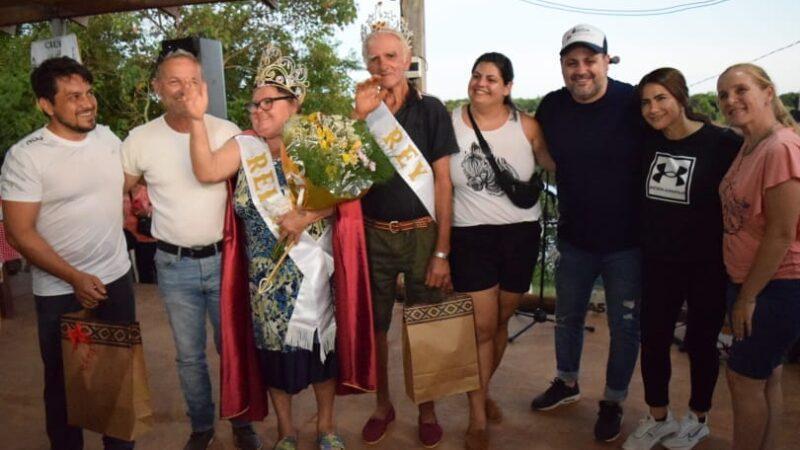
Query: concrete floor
[[1, 272, 798, 450]]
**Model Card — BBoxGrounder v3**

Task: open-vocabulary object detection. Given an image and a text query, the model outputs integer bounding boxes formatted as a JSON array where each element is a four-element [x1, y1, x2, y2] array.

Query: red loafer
[[418, 418, 443, 448], [362, 406, 395, 445]]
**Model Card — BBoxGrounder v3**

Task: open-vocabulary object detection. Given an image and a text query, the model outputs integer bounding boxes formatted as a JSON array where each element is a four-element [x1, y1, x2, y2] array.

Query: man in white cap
[[529, 24, 644, 443]]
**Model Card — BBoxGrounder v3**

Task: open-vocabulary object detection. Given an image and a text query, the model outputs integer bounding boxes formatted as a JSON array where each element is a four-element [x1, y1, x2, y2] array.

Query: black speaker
[[160, 37, 228, 119]]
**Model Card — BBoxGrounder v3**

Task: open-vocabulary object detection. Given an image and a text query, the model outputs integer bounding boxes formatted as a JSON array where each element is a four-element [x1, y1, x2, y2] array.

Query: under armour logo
[[647, 152, 696, 205], [653, 163, 688, 186]]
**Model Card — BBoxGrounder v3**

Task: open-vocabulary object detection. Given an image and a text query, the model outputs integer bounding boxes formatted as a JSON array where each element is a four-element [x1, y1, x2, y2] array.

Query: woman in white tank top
[[450, 52, 555, 450]]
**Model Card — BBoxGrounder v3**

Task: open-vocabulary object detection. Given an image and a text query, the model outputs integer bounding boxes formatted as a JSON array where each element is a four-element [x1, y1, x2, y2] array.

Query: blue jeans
[[554, 240, 641, 402], [34, 271, 136, 450], [155, 249, 247, 432]]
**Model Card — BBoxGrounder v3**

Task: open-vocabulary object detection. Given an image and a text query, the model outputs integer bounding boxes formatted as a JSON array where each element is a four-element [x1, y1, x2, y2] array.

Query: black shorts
[[450, 221, 541, 293]]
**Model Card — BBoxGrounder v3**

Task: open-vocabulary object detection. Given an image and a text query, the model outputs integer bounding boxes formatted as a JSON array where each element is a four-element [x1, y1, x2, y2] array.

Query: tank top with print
[[450, 105, 541, 227]]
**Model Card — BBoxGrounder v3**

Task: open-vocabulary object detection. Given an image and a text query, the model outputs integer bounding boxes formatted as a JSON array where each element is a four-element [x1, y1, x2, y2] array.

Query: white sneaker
[[661, 412, 710, 450], [622, 410, 680, 450]]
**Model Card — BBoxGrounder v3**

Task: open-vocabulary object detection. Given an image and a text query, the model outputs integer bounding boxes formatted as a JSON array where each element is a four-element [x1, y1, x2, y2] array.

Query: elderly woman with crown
[[179, 45, 378, 450], [354, 4, 462, 449]]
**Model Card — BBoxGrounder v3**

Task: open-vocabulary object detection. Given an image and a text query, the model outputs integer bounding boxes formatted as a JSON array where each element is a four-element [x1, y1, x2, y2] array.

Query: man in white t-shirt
[[1, 57, 135, 450], [121, 50, 259, 450]]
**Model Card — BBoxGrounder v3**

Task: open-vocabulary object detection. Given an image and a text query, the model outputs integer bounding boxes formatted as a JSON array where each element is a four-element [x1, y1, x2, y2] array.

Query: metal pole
[[400, 0, 426, 91], [49, 18, 67, 36]]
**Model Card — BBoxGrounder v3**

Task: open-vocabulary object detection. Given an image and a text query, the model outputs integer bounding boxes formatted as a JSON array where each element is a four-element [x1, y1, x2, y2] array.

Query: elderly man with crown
[[179, 44, 378, 450], [354, 4, 460, 448]]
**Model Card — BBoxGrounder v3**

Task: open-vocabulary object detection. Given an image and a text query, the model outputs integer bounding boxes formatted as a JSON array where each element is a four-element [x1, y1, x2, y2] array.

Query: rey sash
[[365, 102, 437, 220]]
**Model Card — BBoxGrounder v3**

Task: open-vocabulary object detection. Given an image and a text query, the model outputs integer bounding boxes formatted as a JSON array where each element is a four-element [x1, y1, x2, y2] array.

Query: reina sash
[[366, 102, 436, 220], [236, 135, 336, 362]]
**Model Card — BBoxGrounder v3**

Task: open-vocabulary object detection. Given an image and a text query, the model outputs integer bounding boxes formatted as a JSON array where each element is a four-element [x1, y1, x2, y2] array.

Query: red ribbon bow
[[67, 324, 92, 351]]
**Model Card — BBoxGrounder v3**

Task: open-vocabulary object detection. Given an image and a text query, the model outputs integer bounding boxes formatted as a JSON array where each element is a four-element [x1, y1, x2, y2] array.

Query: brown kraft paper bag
[[60, 310, 153, 441], [402, 294, 480, 404]]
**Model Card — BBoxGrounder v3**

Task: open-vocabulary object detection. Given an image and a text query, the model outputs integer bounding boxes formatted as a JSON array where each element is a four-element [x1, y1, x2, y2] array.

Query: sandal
[[318, 432, 346, 450], [273, 435, 298, 450]]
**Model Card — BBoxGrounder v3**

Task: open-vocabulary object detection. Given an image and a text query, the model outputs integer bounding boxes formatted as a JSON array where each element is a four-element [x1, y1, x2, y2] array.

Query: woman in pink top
[[717, 63, 800, 450]]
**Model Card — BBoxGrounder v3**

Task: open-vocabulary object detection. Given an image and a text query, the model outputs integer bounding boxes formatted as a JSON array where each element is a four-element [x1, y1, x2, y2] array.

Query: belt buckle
[[190, 245, 205, 257], [388, 220, 401, 233]]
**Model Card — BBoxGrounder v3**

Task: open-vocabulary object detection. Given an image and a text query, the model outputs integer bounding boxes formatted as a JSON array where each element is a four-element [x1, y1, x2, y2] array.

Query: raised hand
[[180, 80, 209, 122], [353, 75, 386, 120]]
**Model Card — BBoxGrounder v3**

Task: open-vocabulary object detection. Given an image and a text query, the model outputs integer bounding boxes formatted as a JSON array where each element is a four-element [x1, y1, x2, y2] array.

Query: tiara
[[254, 45, 309, 104], [360, 1, 413, 47]]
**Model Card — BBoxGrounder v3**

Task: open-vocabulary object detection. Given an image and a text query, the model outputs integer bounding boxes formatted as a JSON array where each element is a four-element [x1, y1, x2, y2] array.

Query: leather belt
[[156, 240, 223, 259], [364, 216, 434, 233]]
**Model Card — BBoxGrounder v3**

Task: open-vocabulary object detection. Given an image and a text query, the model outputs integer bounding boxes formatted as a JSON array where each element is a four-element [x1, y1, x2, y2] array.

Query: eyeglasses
[[245, 95, 295, 113]]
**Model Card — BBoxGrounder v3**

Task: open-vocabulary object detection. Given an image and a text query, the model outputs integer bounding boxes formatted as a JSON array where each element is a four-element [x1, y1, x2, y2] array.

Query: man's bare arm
[[123, 173, 142, 194], [3, 200, 107, 307], [426, 155, 453, 289]]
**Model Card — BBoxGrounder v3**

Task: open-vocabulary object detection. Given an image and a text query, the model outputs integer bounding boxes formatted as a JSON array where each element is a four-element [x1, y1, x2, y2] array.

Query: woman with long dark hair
[[623, 67, 741, 450], [449, 52, 554, 450], [717, 63, 800, 450]]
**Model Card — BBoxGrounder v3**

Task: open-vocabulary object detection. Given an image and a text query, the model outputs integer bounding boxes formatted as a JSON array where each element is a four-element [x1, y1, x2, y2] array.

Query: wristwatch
[[433, 251, 448, 260]]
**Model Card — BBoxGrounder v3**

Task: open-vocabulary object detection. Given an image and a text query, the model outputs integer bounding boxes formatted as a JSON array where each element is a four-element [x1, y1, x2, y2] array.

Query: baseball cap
[[560, 24, 608, 56]]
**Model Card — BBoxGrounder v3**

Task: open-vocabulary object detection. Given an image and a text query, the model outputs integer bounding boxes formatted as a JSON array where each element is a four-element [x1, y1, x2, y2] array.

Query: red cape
[[220, 156, 377, 420], [331, 200, 378, 395], [219, 177, 268, 421]]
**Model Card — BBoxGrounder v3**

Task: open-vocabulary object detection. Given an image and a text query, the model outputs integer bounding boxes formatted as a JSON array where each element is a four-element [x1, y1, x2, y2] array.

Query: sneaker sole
[[533, 393, 581, 411], [662, 433, 708, 450], [596, 414, 623, 443]]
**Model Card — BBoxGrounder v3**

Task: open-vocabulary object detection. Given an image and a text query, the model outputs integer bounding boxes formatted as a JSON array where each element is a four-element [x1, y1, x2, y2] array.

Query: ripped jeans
[[553, 240, 641, 403]]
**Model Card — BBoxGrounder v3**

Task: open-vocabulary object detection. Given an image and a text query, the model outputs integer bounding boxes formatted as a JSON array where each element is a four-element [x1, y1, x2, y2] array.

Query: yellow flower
[[342, 152, 356, 165], [323, 128, 336, 143], [325, 165, 337, 178], [351, 139, 362, 151]]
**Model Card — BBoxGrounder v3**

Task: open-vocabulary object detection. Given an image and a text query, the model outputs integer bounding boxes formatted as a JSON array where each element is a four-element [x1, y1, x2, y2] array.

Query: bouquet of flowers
[[283, 112, 393, 210], [258, 112, 393, 291]]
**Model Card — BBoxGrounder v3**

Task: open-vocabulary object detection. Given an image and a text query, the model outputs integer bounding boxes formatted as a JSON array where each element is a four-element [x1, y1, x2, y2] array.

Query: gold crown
[[254, 44, 309, 104], [360, 1, 413, 47]]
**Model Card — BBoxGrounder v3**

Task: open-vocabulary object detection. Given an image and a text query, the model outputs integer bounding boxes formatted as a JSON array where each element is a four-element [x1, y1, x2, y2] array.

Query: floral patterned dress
[[234, 160, 337, 393]]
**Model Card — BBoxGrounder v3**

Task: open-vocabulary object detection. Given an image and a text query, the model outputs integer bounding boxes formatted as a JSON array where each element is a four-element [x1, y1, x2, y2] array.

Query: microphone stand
[[509, 172, 594, 342]]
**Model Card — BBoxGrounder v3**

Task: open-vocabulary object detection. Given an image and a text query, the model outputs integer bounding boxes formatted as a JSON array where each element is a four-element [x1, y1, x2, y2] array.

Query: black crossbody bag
[[466, 105, 543, 209]]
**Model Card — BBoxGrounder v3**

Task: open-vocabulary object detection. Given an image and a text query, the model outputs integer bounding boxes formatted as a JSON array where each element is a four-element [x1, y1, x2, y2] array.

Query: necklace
[[742, 123, 781, 156]]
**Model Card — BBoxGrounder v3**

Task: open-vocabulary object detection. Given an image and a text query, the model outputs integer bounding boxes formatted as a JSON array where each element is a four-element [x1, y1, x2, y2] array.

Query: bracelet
[[433, 251, 448, 260]]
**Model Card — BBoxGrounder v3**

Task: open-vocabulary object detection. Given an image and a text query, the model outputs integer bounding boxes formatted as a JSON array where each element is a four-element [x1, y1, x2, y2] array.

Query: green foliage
[[447, 91, 799, 126], [444, 98, 467, 112], [514, 97, 542, 113], [352, 121, 395, 184], [0, 0, 358, 154], [780, 92, 799, 111], [689, 91, 800, 125], [689, 92, 722, 123], [444, 97, 542, 114], [0, 25, 51, 157]]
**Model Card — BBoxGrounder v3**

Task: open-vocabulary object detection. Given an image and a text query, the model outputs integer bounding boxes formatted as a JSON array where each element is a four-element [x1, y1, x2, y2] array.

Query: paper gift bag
[[60, 311, 153, 441], [402, 294, 480, 404]]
